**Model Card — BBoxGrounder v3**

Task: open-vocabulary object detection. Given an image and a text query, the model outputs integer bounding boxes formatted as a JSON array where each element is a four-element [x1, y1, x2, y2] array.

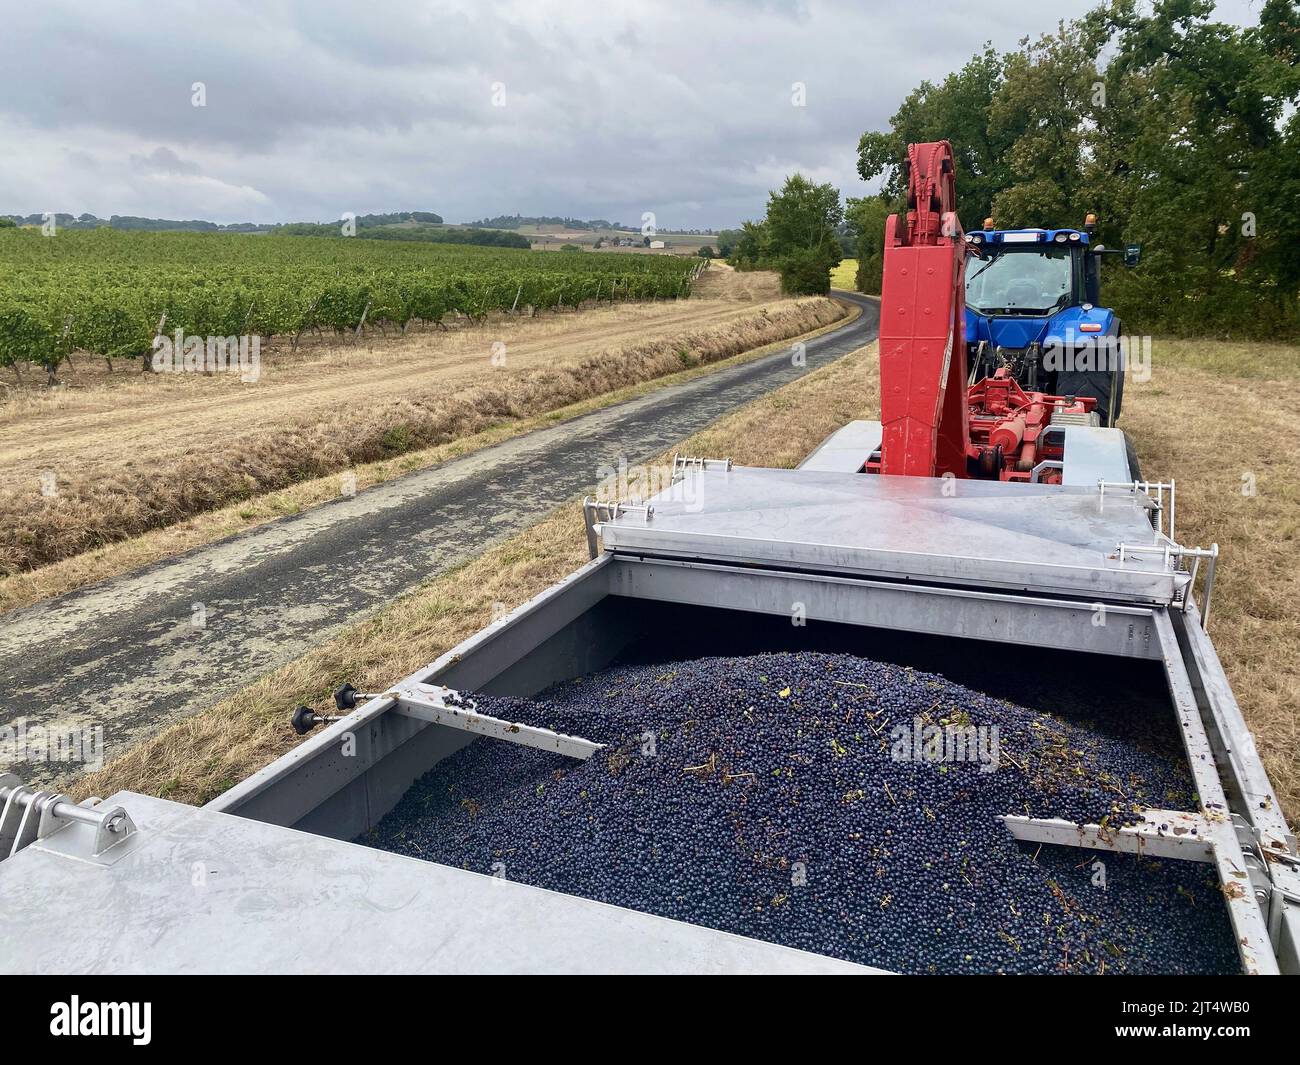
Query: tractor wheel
[[1122, 434, 1158, 530], [1124, 432, 1142, 482], [1057, 360, 1124, 427]]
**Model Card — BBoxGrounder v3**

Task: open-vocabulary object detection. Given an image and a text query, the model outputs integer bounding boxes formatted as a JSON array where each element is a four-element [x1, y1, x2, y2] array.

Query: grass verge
[[1123, 337, 1299, 826]]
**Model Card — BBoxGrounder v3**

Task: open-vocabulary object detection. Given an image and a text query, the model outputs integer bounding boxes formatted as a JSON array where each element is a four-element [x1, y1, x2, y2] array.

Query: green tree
[[987, 18, 1108, 228], [844, 195, 890, 294], [1250, 0, 1300, 296], [1094, 0, 1300, 334], [716, 228, 743, 258], [763, 174, 844, 294], [855, 1, 1300, 337], [727, 220, 772, 269], [858, 45, 1014, 231]]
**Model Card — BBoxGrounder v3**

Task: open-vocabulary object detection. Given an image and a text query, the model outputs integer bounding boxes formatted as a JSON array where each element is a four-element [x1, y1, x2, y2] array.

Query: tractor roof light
[[1053, 232, 1068, 243], [1068, 232, 1081, 242], [969, 232, 984, 244], [983, 217, 994, 229]]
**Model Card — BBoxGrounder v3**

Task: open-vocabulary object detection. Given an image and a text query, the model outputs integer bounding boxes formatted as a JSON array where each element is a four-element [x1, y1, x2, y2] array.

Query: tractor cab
[[962, 218, 1140, 427]]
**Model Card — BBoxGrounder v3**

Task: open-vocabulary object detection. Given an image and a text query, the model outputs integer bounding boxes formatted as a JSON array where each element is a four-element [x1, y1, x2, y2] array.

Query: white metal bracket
[[671, 452, 733, 480], [582, 497, 654, 559], [1001, 809, 1215, 861], [1101, 480, 1218, 628], [387, 683, 604, 760]]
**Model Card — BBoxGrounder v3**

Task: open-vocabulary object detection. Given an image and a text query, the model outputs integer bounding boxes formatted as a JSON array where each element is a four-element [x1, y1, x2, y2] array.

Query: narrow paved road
[[0, 293, 879, 783]]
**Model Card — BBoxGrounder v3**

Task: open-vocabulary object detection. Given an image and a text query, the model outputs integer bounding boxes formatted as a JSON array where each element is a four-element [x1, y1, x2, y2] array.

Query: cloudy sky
[[0, 0, 1265, 230]]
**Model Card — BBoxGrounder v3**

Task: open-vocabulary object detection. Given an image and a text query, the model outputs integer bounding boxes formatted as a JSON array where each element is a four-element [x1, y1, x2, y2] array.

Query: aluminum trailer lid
[[597, 464, 1187, 606]]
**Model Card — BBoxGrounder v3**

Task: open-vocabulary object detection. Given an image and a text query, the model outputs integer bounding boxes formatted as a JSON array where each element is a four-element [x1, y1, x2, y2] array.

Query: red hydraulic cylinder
[[989, 414, 1025, 452]]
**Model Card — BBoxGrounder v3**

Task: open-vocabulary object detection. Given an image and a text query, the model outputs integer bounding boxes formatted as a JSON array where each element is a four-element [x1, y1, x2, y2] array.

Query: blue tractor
[[963, 216, 1141, 427]]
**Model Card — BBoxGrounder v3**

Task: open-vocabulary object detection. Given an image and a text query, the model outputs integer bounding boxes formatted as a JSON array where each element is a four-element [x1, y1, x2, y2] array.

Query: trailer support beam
[[389, 683, 603, 760], [1001, 810, 1214, 862]]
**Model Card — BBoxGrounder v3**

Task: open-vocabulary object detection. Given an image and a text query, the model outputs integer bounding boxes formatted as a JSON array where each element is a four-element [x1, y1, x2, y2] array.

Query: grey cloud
[[130, 146, 200, 176], [0, 0, 1262, 229]]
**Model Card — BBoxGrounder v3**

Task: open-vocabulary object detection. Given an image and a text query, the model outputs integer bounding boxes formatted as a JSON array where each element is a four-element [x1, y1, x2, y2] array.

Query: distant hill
[[0, 211, 444, 233], [342, 211, 444, 228], [0, 213, 274, 232], [467, 215, 628, 231], [0, 210, 719, 242], [274, 222, 529, 249]]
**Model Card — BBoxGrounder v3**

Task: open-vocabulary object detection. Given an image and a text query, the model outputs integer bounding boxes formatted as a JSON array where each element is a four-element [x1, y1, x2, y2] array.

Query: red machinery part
[[877, 141, 970, 479], [965, 369, 1096, 481], [989, 414, 1025, 453], [874, 141, 1100, 485]]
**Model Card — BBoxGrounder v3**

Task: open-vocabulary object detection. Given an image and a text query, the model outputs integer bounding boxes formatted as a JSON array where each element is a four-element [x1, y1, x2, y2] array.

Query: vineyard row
[[0, 230, 704, 370]]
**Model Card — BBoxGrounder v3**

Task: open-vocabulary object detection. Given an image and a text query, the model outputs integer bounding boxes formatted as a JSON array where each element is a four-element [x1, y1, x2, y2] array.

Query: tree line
[[854, 0, 1300, 338], [274, 222, 530, 248]]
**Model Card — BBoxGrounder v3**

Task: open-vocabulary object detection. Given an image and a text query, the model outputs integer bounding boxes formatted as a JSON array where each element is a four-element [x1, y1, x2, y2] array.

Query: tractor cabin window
[[965, 246, 1077, 316]]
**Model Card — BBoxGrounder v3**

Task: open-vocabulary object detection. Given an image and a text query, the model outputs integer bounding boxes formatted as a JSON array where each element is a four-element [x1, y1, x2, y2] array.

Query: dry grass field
[[73, 332, 1300, 836], [0, 267, 836, 577], [830, 259, 858, 290], [1122, 337, 1300, 822]]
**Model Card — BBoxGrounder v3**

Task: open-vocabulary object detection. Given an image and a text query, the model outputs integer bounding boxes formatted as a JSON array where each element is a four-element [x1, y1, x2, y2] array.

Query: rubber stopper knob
[[334, 683, 359, 711], [291, 705, 319, 735]]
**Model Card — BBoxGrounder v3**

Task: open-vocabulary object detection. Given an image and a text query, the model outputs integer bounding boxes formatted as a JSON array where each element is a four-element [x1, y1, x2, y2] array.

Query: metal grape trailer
[[2, 446, 1295, 973], [2, 142, 1296, 974]]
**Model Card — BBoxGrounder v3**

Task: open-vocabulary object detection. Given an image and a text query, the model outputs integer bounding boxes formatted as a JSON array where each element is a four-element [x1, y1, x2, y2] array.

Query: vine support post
[[59, 314, 76, 374], [292, 296, 321, 353], [353, 300, 372, 343], [144, 311, 167, 373]]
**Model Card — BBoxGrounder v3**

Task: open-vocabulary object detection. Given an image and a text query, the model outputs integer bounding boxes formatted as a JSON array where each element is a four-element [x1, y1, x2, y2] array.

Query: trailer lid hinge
[[671, 452, 733, 481], [0, 774, 138, 865]]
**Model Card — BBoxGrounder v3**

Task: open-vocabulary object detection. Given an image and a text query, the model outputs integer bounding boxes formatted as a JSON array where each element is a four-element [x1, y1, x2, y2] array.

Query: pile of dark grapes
[[363, 652, 1239, 974]]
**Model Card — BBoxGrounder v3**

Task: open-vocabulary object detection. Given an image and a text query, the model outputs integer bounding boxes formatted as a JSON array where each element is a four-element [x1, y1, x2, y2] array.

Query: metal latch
[[671, 453, 733, 480], [581, 497, 654, 559], [1102, 480, 1219, 628]]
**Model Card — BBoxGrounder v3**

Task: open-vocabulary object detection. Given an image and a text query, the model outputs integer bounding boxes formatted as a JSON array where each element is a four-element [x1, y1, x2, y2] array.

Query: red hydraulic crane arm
[[878, 140, 972, 478]]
